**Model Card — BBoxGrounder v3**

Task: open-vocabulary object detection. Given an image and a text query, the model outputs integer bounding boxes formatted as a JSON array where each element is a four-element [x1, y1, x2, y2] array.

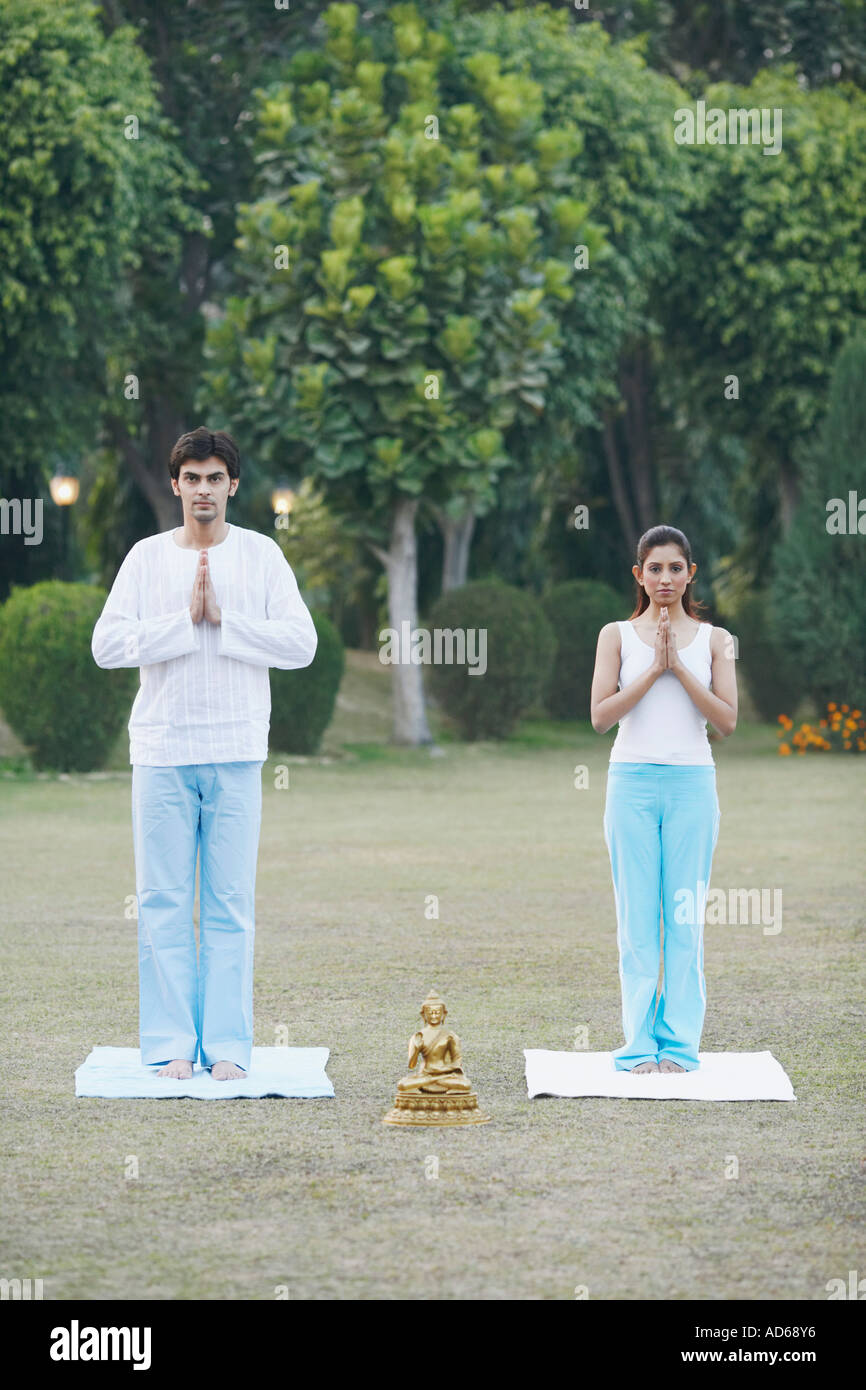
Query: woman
[[590, 526, 738, 1074]]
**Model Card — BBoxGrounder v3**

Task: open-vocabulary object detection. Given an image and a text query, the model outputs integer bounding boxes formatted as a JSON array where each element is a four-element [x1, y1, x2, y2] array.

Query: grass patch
[[0, 719, 863, 1300]]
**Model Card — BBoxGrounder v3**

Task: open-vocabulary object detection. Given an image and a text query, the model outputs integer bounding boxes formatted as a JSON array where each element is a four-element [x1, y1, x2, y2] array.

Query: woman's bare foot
[[210, 1060, 246, 1080], [156, 1059, 193, 1079], [659, 1059, 686, 1073], [630, 1060, 660, 1073]]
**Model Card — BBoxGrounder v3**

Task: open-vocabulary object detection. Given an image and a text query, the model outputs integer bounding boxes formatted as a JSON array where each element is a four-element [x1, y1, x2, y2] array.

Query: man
[[91, 427, 317, 1080]]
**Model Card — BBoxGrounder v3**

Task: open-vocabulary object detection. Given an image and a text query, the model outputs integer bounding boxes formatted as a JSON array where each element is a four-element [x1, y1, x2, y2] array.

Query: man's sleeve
[[91, 545, 201, 668], [218, 540, 318, 670]]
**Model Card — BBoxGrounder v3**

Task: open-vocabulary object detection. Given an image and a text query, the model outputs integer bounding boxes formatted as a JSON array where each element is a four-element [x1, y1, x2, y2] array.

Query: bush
[[541, 579, 626, 720], [0, 581, 137, 771], [269, 609, 344, 754], [767, 332, 866, 716], [425, 580, 555, 740], [725, 591, 808, 724]]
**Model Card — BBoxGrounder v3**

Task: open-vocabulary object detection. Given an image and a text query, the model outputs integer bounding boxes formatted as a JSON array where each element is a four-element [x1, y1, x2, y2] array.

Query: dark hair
[[628, 525, 708, 620], [168, 426, 240, 482]]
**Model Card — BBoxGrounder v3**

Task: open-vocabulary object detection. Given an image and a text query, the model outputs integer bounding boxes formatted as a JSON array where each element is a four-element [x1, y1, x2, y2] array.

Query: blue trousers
[[131, 761, 264, 1070], [603, 762, 720, 1071]]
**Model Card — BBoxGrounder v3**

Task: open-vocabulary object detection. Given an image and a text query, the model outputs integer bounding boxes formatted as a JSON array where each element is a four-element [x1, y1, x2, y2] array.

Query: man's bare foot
[[156, 1059, 193, 1079], [210, 1060, 247, 1080], [659, 1059, 686, 1073], [630, 1060, 660, 1073]]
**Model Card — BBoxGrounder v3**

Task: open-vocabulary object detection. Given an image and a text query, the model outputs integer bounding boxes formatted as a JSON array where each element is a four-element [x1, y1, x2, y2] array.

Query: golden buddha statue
[[383, 990, 490, 1126]]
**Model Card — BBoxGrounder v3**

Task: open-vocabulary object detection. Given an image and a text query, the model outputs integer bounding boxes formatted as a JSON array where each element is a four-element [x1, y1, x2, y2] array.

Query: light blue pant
[[603, 763, 721, 1071], [131, 761, 264, 1070]]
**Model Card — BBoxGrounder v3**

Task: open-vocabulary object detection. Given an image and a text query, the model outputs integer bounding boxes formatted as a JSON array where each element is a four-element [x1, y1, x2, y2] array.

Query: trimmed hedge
[[541, 579, 626, 720], [269, 608, 344, 754], [0, 580, 137, 771], [728, 591, 808, 723], [426, 579, 555, 739]]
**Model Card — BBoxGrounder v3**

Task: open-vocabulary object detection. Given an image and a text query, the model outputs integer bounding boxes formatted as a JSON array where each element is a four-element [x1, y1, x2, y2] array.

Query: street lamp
[[49, 474, 80, 579], [270, 482, 296, 531]]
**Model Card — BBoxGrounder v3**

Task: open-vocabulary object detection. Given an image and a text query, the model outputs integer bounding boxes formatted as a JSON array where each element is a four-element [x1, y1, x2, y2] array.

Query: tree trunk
[[620, 340, 657, 532], [602, 406, 639, 557], [435, 506, 476, 592], [778, 455, 800, 533], [370, 496, 433, 746], [106, 411, 183, 534]]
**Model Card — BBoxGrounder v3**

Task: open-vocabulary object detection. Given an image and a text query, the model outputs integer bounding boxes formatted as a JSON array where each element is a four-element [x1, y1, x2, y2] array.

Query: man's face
[[172, 456, 237, 523]]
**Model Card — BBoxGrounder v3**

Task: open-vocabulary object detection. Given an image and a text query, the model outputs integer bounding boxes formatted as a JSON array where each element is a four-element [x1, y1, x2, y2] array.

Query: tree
[[92, 0, 342, 535], [0, 0, 197, 499], [567, 0, 866, 90], [203, 1, 604, 744], [766, 332, 866, 713], [660, 69, 866, 589], [444, 6, 695, 559]]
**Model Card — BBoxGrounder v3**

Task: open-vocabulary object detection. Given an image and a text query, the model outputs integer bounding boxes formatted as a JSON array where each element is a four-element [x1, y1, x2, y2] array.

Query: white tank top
[[609, 619, 715, 765]]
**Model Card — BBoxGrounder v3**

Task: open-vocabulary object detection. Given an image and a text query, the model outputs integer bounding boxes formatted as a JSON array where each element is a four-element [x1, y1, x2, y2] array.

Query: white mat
[[75, 1046, 334, 1099], [524, 1050, 795, 1101]]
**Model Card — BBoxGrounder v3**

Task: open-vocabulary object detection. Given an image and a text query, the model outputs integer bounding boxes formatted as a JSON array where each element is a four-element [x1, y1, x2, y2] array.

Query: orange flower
[[779, 743, 791, 755], [828, 702, 837, 711], [841, 704, 849, 712]]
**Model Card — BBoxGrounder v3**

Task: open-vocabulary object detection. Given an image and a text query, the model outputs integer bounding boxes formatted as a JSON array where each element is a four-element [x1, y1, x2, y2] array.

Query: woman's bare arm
[[590, 623, 664, 735], [670, 626, 738, 737]]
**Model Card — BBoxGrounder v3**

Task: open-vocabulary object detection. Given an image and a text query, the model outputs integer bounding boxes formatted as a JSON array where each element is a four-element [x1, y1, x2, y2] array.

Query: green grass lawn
[[0, 660, 863, 1300]]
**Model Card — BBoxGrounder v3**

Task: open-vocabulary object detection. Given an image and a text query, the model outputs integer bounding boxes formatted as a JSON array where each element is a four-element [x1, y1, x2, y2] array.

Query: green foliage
[[268, 609, 345, 754], [0, 581, 136, 771], [569, 0, 866, 89], [425, 579, 555, 738], [201, 0, 613, 539], [541, 579, 625, 720], [766, 333, 866, 714], [726, 590, 808, 723], [663, 71, 866, 462], [0, 0, 201, 480], [442, 5, 695, 542], [276, 478, 379, 641]]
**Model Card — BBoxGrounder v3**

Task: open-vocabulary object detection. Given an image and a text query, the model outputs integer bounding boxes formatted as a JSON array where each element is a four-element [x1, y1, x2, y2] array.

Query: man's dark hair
[[169, 426, 240, 481]]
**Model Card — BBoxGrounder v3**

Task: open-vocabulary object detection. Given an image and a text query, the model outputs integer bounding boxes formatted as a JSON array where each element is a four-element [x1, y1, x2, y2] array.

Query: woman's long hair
[[628, 525, 710, 620]]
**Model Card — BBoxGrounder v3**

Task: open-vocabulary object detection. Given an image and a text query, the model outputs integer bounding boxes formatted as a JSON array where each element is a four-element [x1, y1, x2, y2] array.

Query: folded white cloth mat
[[75, 1046, 334, 1099], [524, 1050, 795, 1101]]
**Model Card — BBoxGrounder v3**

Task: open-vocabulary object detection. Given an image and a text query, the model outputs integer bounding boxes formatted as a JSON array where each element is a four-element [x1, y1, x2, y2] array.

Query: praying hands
[[652, 605, 681, 673], [189, 549, 222, 626]]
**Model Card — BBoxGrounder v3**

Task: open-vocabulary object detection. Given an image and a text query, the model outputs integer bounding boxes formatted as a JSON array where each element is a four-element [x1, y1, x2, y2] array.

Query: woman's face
[[637, 545, 694, 607]]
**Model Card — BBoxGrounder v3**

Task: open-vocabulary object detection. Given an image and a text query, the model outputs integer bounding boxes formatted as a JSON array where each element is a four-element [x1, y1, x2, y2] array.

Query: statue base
[[383, 1090, 491, 1127]]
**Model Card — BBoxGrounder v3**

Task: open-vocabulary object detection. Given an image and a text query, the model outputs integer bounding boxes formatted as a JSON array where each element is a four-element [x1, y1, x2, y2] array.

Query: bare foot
[[210, 1060, 246, 1080], [156, 1059, 193, 1079], [659, 1059, 686, 1073], [630, 1060, 660, 1074]]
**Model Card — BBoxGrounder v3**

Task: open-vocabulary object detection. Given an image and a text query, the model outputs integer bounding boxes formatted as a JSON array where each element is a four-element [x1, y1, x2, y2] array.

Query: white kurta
[[91, 524, 318, 766]]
